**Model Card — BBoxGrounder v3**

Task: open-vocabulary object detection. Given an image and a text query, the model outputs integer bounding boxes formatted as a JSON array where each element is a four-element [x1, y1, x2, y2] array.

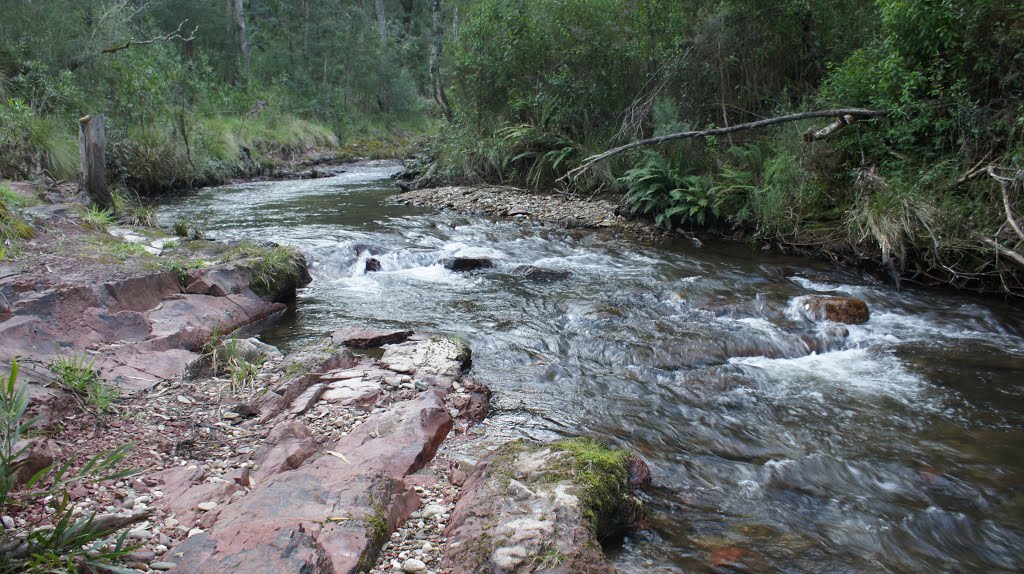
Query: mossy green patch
[[549, 438, 631, 537], [0, 195, 34, 243], [355, 495, 391, 572]]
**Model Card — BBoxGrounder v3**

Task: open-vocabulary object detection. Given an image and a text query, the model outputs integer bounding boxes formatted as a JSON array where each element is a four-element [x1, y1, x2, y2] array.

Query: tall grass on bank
[[109, 112, 339, 193], [0, 101, 78, 182]]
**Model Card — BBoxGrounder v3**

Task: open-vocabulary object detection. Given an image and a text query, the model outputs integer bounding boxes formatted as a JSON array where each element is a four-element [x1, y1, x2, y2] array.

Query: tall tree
[[234, 0, 250, 73], [374, 0, 388, 40], [431, 0, 452, 121]]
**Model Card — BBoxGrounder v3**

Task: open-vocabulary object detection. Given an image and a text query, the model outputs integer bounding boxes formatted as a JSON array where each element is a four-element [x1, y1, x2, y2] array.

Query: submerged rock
[[511, 265, 572, 282], [443, 438, 648, 573], [365, 258, 382, 272], [441, 257, 494, 272], [801, 296, 870, 324]]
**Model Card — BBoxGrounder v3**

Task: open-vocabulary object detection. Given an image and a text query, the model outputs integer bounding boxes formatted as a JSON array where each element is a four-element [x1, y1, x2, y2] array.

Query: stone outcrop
[[0, 244, 310, 425], [443, 439, 648, 574], [153, 332, 488, 573]]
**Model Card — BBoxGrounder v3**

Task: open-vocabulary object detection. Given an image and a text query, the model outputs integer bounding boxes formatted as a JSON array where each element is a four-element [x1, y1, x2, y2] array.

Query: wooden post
[[78, 114, 113, 210]]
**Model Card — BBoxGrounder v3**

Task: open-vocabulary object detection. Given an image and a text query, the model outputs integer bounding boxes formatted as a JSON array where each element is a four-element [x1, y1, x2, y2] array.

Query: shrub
[[47, 353, 120, 414], [80, 206, 115, 232]]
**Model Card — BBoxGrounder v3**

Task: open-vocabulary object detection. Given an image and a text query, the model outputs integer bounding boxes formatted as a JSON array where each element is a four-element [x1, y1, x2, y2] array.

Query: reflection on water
[[160, 161, 1024, 573]]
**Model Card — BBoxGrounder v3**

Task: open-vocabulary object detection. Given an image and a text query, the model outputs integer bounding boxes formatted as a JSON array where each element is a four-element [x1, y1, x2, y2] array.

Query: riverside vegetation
[[3, 1, 1021, 295], [426, 0, 1024, 297]]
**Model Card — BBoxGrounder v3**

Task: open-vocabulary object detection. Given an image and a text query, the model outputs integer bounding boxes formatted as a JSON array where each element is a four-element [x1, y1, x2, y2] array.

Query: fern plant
[[619, 153, 721, 229]]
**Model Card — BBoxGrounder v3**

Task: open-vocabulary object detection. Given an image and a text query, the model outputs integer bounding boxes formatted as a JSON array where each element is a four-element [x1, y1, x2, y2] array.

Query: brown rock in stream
[[441, 257, 494, 272], [800, 296, 870, 324]]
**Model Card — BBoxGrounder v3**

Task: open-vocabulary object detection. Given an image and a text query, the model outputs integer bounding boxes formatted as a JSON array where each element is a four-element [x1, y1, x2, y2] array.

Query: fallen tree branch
[[988, 166, 1024, 241], [562, 108, 890, 181], [979, 236, 1024, 268], [102, 20, 197, 54], [802, 114, 859, 141]]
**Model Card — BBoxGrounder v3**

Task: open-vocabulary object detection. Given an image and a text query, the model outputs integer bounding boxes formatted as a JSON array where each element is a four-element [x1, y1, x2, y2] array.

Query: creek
[[160, 161, 1024, 573]]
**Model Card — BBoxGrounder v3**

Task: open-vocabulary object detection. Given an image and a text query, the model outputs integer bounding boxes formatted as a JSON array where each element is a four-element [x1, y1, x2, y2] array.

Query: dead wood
[[562, 108, 890, 181]]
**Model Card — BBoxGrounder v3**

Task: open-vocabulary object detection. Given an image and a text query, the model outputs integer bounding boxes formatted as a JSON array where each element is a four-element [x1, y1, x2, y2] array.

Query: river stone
[[511, 265, 572, 282], [441, 257, 494, 272], [380, 335, 472, 378], [365, 258, 382, 272], [443, 438, 647, 574], [331, 326, 414, 348], [801, 296, 870, 324], [402, 558, 428, 573], [320, 377, 381, 407]]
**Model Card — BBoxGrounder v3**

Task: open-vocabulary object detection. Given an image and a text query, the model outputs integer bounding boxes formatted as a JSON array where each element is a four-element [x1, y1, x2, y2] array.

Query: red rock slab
[[330, 326, 414, 348], [162, 391, 454, 573], [100, 272, 183, 313], [185, 267, 254, 298]]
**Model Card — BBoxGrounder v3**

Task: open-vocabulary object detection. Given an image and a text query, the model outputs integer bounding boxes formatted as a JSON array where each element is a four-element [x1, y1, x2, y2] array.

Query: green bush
[[0, 99, 78, 181]]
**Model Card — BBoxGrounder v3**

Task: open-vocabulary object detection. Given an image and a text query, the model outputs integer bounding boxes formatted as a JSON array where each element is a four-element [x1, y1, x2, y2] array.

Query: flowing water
[[160, 161, 1024, 573]]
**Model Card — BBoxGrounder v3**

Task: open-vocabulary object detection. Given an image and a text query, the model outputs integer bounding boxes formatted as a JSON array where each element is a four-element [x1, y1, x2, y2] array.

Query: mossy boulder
[[443, 438, 648, 573], [219, 242, 312, 302]]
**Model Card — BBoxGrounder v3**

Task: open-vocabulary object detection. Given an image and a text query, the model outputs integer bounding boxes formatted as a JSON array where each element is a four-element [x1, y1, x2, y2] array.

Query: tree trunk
[[235, 0, 250, 73], [401, 0, 415, 36], [303, 0, 310, 54], [78, 115, 113, 210], [374, 0, 388, 40], [431, 0, 453, 122]]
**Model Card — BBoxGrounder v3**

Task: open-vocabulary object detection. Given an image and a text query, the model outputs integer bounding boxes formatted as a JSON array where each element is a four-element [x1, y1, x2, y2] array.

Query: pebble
[[401, 558, 428, 573], [128, 528, 152, 540], [421, 505, 446, 520], [177, 395, 193, 404], [196, 501, 217, 511], [187, 528, 205, 537], [150, 562, 178, 571]]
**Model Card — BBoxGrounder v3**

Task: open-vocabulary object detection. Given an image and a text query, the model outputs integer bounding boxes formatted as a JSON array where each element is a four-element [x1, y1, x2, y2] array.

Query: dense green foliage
[[0, 0, 439, 192], [436, 0, 1024, 294]]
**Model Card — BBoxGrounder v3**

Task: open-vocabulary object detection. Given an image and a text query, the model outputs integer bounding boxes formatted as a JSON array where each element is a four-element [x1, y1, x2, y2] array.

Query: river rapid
[[160, 161, 1024, 573]]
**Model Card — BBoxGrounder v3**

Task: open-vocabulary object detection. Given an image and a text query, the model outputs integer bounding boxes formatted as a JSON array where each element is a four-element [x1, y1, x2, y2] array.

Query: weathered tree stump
[[78, 114, 113, 210]]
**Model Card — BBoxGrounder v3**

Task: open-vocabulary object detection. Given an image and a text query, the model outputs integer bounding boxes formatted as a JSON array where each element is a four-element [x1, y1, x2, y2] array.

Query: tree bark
[[431, 0, 453, 122], [303, 0, 310, 54], [374, 0, 388, 40], [78, 115, 113, 210], [235, 0, 250, 73], [563, 109, 891, 180]]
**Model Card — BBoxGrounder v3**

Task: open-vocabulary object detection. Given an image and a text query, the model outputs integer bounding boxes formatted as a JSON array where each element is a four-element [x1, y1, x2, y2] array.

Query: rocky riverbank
[[2, 179, 655, 574], [393, 185, 664, 241]]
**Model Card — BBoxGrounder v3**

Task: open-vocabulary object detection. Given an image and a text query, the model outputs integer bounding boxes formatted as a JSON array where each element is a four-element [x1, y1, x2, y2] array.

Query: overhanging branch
[[102, 20, 198, 54], [561, 108, 890, 181]]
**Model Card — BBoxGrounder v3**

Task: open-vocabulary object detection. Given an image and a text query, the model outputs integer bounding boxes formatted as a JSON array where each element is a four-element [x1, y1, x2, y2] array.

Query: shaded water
[[160, 162, 1024, 573]]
